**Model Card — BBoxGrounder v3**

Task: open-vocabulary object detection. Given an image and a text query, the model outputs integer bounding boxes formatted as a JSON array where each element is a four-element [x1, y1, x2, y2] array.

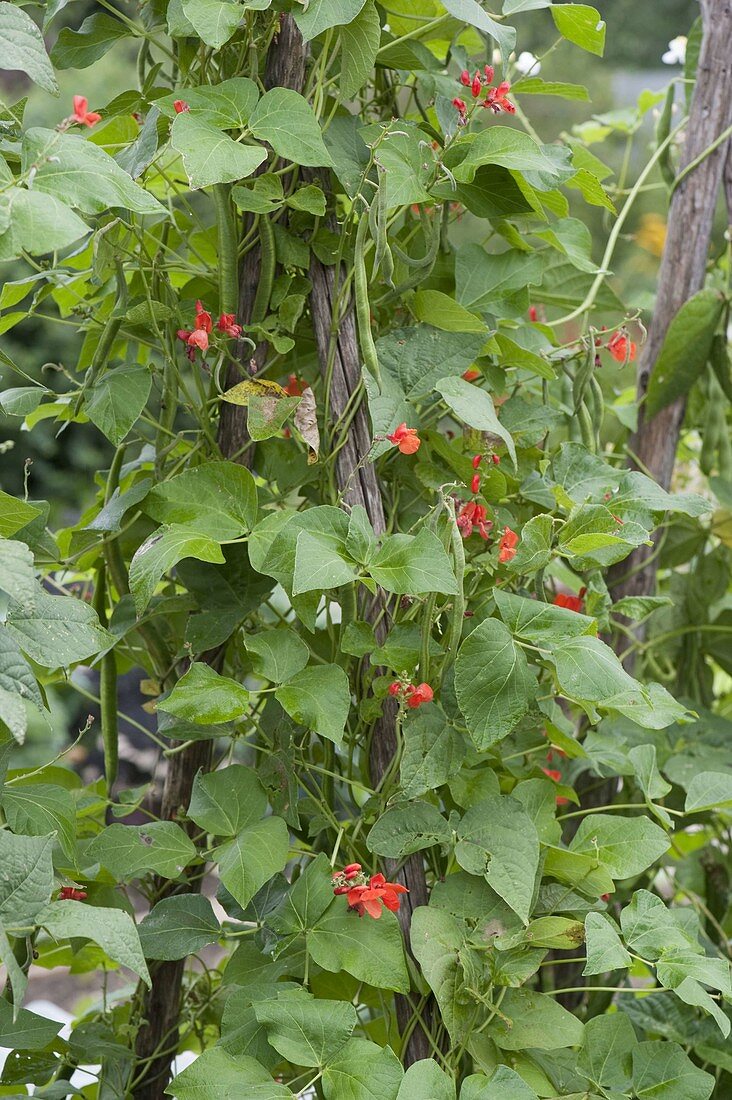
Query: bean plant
[[0, 1, 730, 1098]]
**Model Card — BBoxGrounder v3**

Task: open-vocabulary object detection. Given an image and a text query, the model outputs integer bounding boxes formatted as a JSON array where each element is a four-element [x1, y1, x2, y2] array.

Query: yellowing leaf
[[220, 377, 287, 406]]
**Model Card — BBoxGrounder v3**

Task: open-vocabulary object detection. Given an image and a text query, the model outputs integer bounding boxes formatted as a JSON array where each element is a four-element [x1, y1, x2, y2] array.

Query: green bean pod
[[251, 213, 276, 325], [93, 563, 119, 792], [354, 210, 382, 390]]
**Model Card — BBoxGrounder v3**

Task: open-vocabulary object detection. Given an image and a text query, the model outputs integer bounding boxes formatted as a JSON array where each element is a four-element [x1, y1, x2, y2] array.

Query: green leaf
[[453, 128, 574, 185], [129, 524, 225, 616], [436, 376, 516, 466], [494, 333, 556, 382], [139, 895, 220, 960], [577, 1013, 636, 1092], [170, 113, 267, 189], [322, 1038, 404, 1100], [645, 289, 724, 419], [50, 12, 130, 69], [85, 366, 151, 446], [570, 814, 670, 879], [339, 1, 381, 99], [487, 988, 584, 1050], [0, 537, 35, 609], [167, 1049, 292, 1099], [275, 664, 351, 745], [507, 514, 553, 574], [583, 912, 632, 975], [629, 744, 672, 802], [0, 926, 27, 1009], [455, 796, 540, 923], [215, 816, 289, 909], [6, 586, 112, 668], [36, 901, 151, 987], [620, 891, 700, 960], [188, 765, 266, 836], [368, 529, 458, 595], [685, 771, 732, 812], [455, 617, 535, 750], [158, 664, 249, 725], [410, 907, 482, 1042], [400, 709, 466, 799], [308, 902, 410, 992], [1, 783, 75, 859], [0, 687, 27, 744], [368, 801, 452, 859], [0, 2, 58, 94], [632, 1040, 714, 1100], [0, 490, 41, 538], [292, 530, 359, 594], [87, 821, 197, 880], [411, 290, 487, 334], [0, 998, 62, 1050], [516, 77, 590, 100], [551, 635, 637, 705], [0, 832, 54, 927], [397, 1060, 456, 1100], [267, 852, 334, 936], [158, 78, 259, 128], [145, 461, 258, 541], [4, 189, 90, 256], [461, 1068, 539, 1099], [551, 4, 606, 55], [455, 244, 544, 312], [249, 89, 332, 167], [494, 590, 596, 646], [22, 129, 165, 216], [179, 0, 242, 49], [294, 0, 367, 42], [244, 628, 310, 683], [376, 325, 486, 401], [440, 0, 516, 61], [253, 988, 357, 1068]]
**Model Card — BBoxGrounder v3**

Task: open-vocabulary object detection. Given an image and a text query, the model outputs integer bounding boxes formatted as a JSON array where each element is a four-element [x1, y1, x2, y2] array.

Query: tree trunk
[[611, 0, 732, 606], [309, 246, 433, 1065], [131, 19, 307, 1097]]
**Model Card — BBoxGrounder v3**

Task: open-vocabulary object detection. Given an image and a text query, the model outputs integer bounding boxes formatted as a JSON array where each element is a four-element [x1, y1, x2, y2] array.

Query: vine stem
[[552, 118, 687, 327]]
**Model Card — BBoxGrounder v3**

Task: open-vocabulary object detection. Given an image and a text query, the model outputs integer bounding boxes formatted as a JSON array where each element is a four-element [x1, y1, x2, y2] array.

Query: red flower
[[194, 301, 212, 333], [471, 71, 482, 98], [457, 501, 492, 540], [528, 305, 538, 322], [484, 81, 515, 114], [542, 767, 562, 783], [492, 454, 500, 465], [452, 97, 468, 121], [386, 423, 421, 455], [284, 374, 305, 397], [498, 526, 519, 563], [187, 329, 209, 352], [347, 873, 408, 919], [553, 592, 584, 613], [471, 473, 481, 494], [462, 368, 480, 382], [460, 70, 471, 86], [484, 64, 494, 83], [472, 454, 482, 469], [71, 95, 101, 127], [343, 863, 362, 878], [174, 100, 190, 113], [388, 682, 402, 697], [606, 331, 636, 363], [59, 886, 87, 901], [405, 683, 433, 709], [217, 312, 242, 338]]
